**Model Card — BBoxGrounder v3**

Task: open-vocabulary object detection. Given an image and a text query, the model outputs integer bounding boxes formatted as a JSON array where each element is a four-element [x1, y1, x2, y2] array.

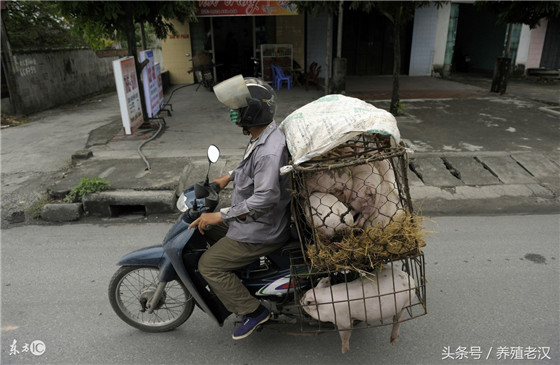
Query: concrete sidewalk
[[1, 75, 559, 225]]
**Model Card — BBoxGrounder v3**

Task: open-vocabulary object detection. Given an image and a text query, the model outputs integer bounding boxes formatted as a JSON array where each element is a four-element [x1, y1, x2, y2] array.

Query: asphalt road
[[1, 214, 558, 364]]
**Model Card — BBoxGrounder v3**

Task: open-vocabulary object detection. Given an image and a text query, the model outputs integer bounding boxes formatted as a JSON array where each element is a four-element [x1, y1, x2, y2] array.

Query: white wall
[[515, 24, 531, 67], [409, 5, 439, 76]]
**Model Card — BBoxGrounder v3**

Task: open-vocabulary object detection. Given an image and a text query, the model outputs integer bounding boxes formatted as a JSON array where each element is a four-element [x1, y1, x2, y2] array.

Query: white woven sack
[[279, 95, 400, 166]]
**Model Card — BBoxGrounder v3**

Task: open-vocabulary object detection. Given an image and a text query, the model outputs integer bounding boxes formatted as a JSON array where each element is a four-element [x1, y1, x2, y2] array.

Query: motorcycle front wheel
[[109, 266, 195, 332]]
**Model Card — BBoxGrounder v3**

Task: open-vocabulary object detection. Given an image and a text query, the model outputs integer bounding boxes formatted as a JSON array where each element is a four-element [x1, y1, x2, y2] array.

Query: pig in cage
[[290, 133, 426, 272], [285, 133, 427, 352], [288, 250, 426, 354]]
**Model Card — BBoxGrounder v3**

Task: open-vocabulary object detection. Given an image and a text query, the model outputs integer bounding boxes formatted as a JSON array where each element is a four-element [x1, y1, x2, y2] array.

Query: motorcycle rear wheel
[[109, 266, 194, 332]]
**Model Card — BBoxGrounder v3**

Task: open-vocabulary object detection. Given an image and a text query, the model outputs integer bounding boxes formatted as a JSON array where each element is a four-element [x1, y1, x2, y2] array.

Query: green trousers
[[198, 233, 285, 315]]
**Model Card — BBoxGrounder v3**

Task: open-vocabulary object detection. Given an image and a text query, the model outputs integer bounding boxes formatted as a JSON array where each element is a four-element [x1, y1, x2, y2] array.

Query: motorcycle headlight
[[176, 193, 188, 212]]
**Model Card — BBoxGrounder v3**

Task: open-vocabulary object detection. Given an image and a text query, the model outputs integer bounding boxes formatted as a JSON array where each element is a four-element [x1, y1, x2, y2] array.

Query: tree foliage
[[57, 1, 198, 51], [475, 1, 560, 29], [3, 0, 86, 50], [57, 1, 198, 122]]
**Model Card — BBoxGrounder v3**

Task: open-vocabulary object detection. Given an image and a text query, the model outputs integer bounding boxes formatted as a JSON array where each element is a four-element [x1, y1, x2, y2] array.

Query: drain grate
[[109, 205, 147, 217], [441, 157, 462, 180]]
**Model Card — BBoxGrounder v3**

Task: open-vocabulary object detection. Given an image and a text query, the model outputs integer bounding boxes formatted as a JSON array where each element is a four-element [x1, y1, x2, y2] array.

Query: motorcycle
[[108, 144, 427, 350], [108, 145, 311, 333]]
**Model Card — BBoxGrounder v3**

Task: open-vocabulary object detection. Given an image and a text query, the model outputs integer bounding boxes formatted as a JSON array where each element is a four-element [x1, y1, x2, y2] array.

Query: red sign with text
[[196, 1, 297, 17]]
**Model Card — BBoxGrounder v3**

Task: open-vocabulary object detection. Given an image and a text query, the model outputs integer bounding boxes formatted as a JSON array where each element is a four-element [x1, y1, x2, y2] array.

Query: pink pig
[[350, 159, 404, 228], [305, 167, 353, 204], [305, 192, 354, 237], [300, 266, 417, 354], [362, 159, 404, 228], [348, 162, 381, 227]]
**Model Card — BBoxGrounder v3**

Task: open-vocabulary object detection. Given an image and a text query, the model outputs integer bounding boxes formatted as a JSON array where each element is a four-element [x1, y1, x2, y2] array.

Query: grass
[[1, 113, 28, 127], [26, 195, 53, 220], [64, 177, 110, 203]]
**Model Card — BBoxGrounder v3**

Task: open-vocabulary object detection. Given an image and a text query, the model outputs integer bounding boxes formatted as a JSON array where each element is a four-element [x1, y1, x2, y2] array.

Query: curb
[[41, 203, 83, 222], [38, 183, 559, 223], [539, 106, 560, 117], [39, 191, 177, 223]]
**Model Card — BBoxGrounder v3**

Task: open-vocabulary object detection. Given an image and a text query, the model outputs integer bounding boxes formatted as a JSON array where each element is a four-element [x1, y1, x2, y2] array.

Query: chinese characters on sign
[[195, 0, 297, 17], [9, 339, 46, 357], [15, 56, 37, 77], [442, 346, 552, 361], [113, 57, 144, 135]]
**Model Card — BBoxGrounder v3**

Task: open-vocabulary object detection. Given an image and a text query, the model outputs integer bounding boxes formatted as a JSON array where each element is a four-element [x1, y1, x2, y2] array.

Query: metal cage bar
[[287, 251, 426, 334], [282, 133, 426, 335]]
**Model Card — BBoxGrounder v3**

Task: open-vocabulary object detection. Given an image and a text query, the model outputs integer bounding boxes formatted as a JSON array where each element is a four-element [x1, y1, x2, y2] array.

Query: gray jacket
[[221, 123, 291, 244]]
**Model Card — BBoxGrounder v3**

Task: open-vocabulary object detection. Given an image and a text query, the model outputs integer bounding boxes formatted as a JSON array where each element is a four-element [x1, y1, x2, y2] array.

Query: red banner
[[196, 1, 298, 17]]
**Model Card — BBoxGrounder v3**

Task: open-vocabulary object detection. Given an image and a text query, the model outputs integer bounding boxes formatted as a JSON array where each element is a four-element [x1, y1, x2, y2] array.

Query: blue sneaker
[[232, 309, 271, 340]]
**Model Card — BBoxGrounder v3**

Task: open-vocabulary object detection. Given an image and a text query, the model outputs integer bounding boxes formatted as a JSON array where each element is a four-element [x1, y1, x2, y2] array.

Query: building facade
[[161, 1, 558, 86]]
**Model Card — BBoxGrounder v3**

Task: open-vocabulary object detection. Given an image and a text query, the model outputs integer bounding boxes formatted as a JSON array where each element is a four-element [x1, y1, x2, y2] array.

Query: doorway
[[341, 8, 412, 75], [212, 17, 254, 80]]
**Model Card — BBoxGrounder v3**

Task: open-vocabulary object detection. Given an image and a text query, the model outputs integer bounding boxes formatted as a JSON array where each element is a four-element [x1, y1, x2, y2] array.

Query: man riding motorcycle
[[188, 76, 291, 340]]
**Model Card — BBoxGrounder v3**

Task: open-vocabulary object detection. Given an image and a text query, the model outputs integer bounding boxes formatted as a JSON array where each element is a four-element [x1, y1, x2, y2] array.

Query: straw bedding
[[306, 212, 427, 272]]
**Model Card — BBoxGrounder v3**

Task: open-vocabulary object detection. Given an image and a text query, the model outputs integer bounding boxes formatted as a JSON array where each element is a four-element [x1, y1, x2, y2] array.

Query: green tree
[[57, 1, 197, 121], [476, 1, 560, 29], [3, 1, 85, 50]]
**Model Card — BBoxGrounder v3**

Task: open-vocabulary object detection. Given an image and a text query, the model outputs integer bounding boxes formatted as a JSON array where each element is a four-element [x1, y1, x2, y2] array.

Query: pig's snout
[[300, 292, 318, 317], [300, 277, 330, 314]]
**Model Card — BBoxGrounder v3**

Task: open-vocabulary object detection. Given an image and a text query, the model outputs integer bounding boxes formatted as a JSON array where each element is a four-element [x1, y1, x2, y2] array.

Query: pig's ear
[[316, 277, 331, 288]]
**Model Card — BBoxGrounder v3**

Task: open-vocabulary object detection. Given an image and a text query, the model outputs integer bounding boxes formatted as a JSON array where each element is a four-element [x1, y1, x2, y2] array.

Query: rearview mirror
[[207, 145, 220, 164]]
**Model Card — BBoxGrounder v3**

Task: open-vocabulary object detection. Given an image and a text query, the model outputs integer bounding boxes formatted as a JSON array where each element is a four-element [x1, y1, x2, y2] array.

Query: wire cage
[[288, 248, 426, 335], [286, 133, 427, 335]]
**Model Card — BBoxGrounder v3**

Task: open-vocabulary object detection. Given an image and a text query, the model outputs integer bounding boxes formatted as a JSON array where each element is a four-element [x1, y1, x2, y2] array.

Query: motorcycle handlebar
[[194, 181, 220, 197], [186, 181, 221, 220]]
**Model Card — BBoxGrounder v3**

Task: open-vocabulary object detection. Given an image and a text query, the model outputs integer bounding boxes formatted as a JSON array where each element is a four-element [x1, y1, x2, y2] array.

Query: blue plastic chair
[[271, 64, 292, 90]]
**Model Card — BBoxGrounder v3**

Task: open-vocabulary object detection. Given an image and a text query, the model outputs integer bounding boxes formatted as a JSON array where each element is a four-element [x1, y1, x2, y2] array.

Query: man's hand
[[213, 174, 231, 190], [188, 212, 223, 235]]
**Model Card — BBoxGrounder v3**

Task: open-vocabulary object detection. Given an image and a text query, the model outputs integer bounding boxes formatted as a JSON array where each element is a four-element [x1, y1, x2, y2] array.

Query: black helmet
[[238, 77, 277, 128], [214, 75, 277, 129]]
